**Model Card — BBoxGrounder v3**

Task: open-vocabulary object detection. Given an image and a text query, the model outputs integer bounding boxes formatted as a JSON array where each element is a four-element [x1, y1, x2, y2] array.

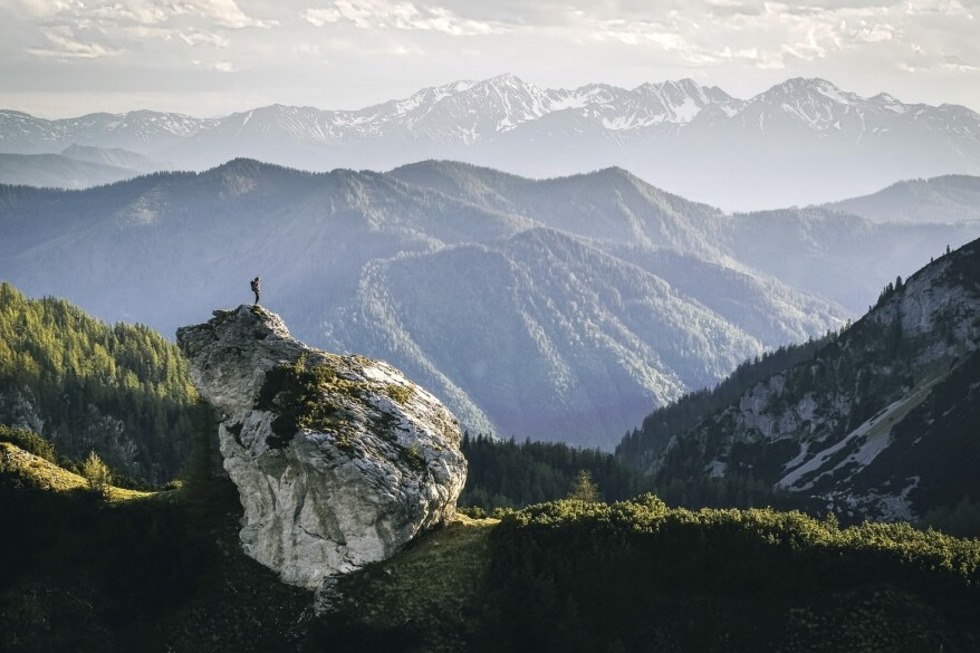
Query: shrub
[[82, 451, 113, 499], [0, 425, 57, 462]]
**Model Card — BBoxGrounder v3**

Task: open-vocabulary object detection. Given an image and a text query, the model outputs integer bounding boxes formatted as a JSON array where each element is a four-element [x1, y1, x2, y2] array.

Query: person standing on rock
[[250, 277, 261, 305]]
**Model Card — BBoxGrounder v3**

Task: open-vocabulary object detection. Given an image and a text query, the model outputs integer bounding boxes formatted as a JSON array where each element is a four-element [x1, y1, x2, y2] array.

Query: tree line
[[460, 432, 648, 511]]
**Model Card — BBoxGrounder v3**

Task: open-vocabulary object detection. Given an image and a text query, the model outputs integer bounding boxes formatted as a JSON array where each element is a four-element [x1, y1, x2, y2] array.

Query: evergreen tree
[[83, 450, 112, 499], [567, 470, 600, 502]]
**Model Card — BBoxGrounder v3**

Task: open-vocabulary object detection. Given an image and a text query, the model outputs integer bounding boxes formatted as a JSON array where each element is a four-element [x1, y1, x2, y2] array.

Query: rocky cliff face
[[177, 305, 466, 590], [0, 387, 45, 436], [646, 238, 980, 522]]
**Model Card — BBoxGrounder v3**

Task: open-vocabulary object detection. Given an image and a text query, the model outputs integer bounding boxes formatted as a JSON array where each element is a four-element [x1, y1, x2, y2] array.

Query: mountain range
[[619, 236, 980, 524], [3, 75, 980, 209], [2, 159, 978, 447]]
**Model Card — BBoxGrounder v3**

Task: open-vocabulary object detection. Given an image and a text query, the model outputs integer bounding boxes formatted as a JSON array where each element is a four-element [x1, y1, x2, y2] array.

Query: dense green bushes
[[6, 464, 979, 652], [320, 494, 980, 651], [494, 497, 980, 591], [476, 497, 980, 652]]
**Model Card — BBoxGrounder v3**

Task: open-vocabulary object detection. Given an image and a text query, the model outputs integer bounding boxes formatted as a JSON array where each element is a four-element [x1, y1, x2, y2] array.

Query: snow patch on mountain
[[5, 74, 980, 208]]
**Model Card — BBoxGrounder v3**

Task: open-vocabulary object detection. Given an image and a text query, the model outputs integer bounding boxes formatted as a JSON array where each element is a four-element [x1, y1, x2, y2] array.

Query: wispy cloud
[[178, 30, 232, 48], [190, 0, 279, 29], [304, 0, 505, 35], [18, 0, 278, 36], [12, 0, 275, 70], [28, 26, 119, 59]]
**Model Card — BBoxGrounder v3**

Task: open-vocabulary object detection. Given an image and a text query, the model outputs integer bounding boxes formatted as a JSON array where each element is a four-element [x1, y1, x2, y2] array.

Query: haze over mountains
[[0, 143, 162, 189], [2, 159, 978, 447], [2, 75, 980, 209]]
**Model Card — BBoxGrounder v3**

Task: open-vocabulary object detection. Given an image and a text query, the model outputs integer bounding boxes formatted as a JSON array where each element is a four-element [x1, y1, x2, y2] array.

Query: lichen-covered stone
[[177, 305, 467, 590]]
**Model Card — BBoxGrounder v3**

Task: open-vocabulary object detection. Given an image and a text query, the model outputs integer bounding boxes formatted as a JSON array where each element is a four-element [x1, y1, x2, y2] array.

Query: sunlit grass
[[0, 441, 157, 502]]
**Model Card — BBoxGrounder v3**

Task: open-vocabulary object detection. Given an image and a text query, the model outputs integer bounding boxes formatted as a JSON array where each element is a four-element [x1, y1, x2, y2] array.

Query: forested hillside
[[5, 160, 976, 447], [616, 335, 833, 473], [0, 282, 197, 484], [616, 237, 980, 529]]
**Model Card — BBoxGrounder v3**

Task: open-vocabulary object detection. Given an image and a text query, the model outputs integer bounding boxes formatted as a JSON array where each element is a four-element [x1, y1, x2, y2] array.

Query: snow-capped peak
[[744, 77, 877, 132], [483, 72, 529, 89], [757, 77, 857, 105], [869, 92, 908, 114]]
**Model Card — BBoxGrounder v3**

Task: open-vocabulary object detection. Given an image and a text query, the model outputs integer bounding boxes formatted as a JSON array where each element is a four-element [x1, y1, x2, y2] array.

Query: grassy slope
[[4, 445, 980, 652], [0, 444, 313, 653], [318, 514, 498, 651], [0, 442, 155, 501]]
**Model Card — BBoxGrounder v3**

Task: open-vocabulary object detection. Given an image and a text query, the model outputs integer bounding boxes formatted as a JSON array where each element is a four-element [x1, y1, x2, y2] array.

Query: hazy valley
[[3, 158, 977, 446]]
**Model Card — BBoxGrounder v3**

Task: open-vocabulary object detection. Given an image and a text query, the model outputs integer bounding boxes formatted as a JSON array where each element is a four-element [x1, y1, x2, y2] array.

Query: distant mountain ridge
[[60, 144, 159, 172], [2, 159, 978, 447], [0, 152, 142, 189], [824, 174, 980, 224], [0, 144, 161, 189], [3, 75, 979, 209]]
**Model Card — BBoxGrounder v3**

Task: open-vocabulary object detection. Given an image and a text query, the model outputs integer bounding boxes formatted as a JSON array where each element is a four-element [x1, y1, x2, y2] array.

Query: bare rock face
[[176, 305, 467, 590]]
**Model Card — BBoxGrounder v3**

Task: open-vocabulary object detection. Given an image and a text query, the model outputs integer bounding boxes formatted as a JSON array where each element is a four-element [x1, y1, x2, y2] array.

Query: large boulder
[[176, 305, 467, 590]]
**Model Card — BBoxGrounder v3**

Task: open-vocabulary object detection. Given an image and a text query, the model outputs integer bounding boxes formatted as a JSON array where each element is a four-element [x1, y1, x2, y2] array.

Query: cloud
[[594, 19, 687, 49], [304, 0, 505, 35], [17, 0, 278, 31], [905, 0, 975, 17], [550, 1, 918, 72], [179, 30, 232, 47], [940, 58, 977, 72], [304, 8, 342, 26], [11, 0, 278, 71], [3, 0, 980, 117], [190, 0, 279, 29], [703, 0, 765, 17], [28, 26, 119, 59]]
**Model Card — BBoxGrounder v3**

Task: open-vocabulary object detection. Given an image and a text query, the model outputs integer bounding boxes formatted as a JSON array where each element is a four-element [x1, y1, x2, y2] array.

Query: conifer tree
[[83, 450, 112, 499], [568, 470, 600, 502]]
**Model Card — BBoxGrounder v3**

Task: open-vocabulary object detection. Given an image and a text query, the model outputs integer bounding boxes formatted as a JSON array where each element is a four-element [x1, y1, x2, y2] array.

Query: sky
[[1, 0, 978, 118]]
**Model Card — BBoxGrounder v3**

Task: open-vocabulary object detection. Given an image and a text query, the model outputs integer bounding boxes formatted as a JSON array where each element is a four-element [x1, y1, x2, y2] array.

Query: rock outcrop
[[0, 387, 45, 436], [644, 238, 980, 523], [176, 305, 467, 590]]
